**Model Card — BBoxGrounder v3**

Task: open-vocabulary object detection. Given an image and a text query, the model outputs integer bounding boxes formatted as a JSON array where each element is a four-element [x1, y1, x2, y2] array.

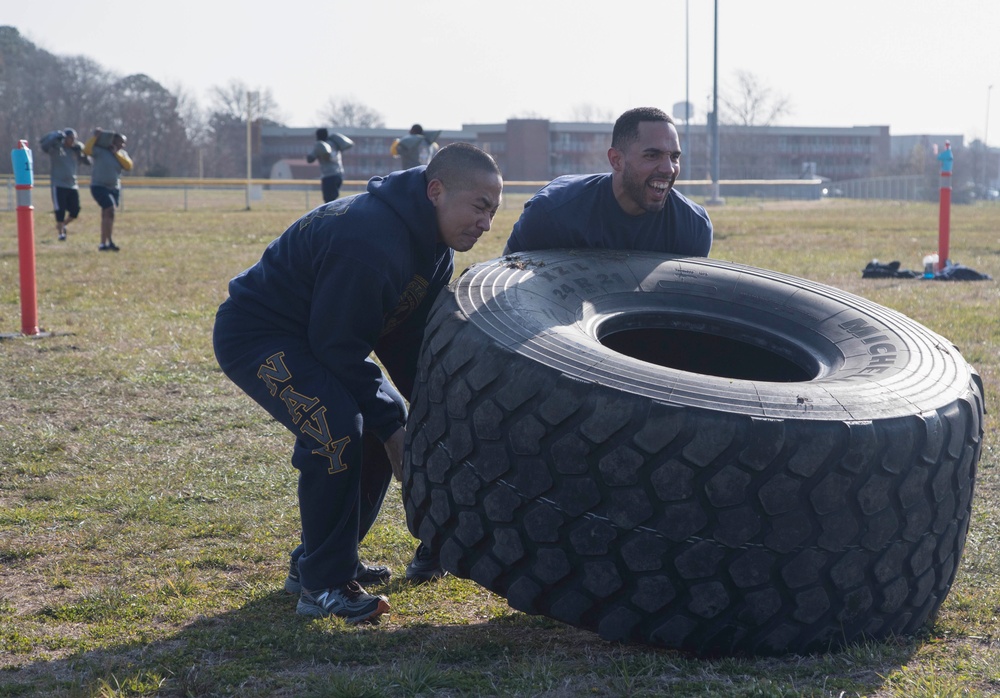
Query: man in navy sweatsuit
[[213, 143, 503, 623]]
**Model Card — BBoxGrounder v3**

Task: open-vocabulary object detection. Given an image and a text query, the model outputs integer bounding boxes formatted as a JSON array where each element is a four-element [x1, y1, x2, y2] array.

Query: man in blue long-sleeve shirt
[[504, 107, 712, 256], [213, 143, 502, 623], [398, 109, 717, 589]]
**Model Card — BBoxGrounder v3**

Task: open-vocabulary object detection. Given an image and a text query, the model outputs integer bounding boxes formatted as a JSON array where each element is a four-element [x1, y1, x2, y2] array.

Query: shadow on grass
[[0, 588, 919, 697]]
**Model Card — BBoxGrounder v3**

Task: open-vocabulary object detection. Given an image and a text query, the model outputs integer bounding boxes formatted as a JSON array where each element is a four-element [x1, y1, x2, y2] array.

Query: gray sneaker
[[284, 555, 391, 594], [405, 543, 447, 583], [296, 581, 390, 623]]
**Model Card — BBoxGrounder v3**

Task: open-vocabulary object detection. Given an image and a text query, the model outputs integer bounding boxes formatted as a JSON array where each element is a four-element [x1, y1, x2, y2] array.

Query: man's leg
[[329, 175, 343, 202], [53, 186, 67, 240], [101, 206, 115, 247], [65, 189, 81, 230], [321, 176, 337, 203], [286, 426, 395, 594], [91, 186, 119, 250], [290, 423, 389, 622], [358, 373, 405, 540], [213, 305, 389, 621]]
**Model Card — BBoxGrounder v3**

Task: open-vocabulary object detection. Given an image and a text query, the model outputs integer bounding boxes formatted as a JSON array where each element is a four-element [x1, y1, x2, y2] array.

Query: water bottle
[[922, 254, 938, 279]]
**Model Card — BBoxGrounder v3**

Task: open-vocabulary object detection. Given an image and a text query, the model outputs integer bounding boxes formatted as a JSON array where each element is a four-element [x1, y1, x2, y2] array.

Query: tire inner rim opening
[[597, 313, 818, 383]]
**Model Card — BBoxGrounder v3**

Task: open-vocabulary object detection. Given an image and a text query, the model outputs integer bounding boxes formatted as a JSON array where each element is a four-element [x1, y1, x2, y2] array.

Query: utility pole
[[707, 0, 725, 205], [685, 0, 690, 170], [245, 91, 256, 211], [984, 84, 993, 194]]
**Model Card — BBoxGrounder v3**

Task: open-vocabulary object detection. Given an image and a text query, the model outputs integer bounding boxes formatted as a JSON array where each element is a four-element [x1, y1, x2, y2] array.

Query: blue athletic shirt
[[225, 167, 452, 440], [504, 173, 712, 255]]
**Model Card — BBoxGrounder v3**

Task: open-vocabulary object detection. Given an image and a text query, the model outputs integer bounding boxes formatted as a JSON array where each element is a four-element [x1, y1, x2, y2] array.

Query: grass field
[[0, 191, 998, 697]]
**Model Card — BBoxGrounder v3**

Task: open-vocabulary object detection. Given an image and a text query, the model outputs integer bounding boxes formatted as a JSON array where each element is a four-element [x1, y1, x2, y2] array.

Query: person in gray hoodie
[[391, 124, 441, 169], [41, 128, 91, 241], [83, 128, 133, 251], [306, 127, 354, 202]]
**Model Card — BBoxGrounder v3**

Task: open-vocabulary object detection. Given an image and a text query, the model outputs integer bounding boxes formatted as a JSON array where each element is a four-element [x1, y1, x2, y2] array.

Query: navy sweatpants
[[213, 301, 402, 590]]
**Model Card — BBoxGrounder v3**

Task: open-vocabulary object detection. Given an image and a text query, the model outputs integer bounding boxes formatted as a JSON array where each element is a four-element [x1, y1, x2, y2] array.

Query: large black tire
[[402, 250, 984, 656]]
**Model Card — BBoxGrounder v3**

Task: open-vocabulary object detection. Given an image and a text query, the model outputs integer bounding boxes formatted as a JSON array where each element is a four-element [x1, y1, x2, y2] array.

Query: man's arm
[[383, 426, 405, 481], [308, 253, 409, 441], [75, 145, 92, 166], [115, 149, 133, 171], [373, 256, 454, 401], [330, 133, 354, 152], [694, 217, 713, 256], [671, 194, 713, 256], [503, 199, 563, 254]]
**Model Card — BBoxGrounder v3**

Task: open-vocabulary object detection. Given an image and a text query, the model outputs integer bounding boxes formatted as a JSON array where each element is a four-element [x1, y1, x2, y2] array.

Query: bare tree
[[570, 103, 615, 123], [60, 55, 117, 131], [113, 73, 195, 176], [509, 110, 549, 120], [172, 83, 210, 146], [0, 26, 65, 156], [0, 28, 293, 177], [720, 70, 791, 127], [319, 98, 385, 128], [209, 80, 281, 123], [202, 81, 283, 178]]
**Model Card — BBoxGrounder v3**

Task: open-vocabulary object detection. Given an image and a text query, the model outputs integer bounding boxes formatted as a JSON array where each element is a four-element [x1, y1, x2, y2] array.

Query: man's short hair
[[425, 142, 502, 190], [316, 128, 329, 140], [611, 107, 674, 150], [410, 124, 424, 135]]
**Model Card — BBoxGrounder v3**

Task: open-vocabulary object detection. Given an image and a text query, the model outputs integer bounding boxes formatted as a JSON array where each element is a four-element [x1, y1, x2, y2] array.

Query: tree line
[[2, 25, 803, 181], [0, 26, 385, 178], [6, 25, 976, 186]]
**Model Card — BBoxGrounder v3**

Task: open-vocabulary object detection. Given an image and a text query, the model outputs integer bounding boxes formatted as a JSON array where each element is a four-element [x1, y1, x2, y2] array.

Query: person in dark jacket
[[213, 143, 502, 623], [504, 107, 712, 256]]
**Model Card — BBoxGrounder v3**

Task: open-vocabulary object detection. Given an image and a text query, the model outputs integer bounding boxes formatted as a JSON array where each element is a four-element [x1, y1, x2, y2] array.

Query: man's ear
[[427, 178, 444, 205], [607, 147, 623, 174]]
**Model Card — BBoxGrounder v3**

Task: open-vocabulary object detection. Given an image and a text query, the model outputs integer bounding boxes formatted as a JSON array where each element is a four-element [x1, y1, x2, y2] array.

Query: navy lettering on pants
[[213, 302, 400, 590]]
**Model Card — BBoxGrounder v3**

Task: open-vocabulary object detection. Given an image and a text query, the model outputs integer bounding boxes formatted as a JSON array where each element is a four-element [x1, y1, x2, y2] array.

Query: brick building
[[260, 120, 963, 186]]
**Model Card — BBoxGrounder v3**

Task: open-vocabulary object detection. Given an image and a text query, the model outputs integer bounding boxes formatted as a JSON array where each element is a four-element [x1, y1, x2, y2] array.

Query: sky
[[7, 0, 1000, 143]]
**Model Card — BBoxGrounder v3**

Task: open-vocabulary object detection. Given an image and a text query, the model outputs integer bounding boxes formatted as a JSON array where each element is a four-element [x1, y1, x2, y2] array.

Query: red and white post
[[11, 140, 40, 336], [936, 140, 953, 272]]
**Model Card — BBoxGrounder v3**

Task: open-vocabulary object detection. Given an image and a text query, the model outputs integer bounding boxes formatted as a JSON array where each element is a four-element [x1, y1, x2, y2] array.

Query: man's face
[[429, 172, 503, 252], [609, 121, 682, 216], [64, 133, 76, 148]]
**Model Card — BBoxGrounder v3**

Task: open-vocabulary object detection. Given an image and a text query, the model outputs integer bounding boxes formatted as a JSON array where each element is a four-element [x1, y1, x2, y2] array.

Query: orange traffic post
[[936, 140, 953, 272], [11, 139, 40, 336]]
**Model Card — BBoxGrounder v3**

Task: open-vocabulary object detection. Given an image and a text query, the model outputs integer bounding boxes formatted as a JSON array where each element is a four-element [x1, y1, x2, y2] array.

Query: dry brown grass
[[0, 192, 998, 697]]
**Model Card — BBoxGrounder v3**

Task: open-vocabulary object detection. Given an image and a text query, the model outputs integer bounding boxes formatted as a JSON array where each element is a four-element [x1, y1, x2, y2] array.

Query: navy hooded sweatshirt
[[225, 167, 453, 441]]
